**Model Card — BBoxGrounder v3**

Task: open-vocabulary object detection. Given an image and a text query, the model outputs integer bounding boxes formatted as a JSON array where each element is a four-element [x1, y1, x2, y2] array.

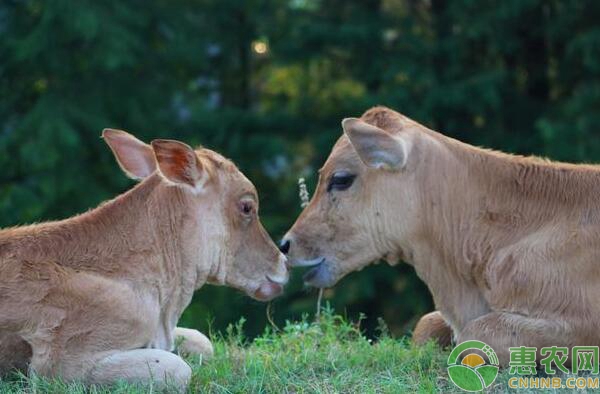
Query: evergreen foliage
[[1, 0, 599, 337]]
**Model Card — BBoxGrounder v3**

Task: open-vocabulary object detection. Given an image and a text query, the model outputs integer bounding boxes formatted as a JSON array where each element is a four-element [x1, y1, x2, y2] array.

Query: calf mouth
[[290, 257, 325, 267], [253, 280, 283, 301]]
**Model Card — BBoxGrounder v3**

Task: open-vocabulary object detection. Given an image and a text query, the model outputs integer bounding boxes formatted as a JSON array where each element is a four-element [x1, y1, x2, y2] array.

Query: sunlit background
[[1, 0, 599, 338]]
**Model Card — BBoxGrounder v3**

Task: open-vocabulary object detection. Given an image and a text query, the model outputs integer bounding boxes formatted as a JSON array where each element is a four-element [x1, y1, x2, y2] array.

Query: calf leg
[[0, 332, 31, 376], [457, 312, 572, 366], [174, 327, 214, 359], [87, 349, 191, 390], [412, 311, 453, 348]]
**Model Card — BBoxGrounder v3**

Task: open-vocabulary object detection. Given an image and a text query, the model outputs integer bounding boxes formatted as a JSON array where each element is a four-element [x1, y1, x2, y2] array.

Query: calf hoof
[[412, 311, 453, 348], [175, 328, 214, 360]]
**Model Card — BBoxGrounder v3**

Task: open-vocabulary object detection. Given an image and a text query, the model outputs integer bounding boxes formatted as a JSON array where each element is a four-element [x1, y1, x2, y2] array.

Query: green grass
[[1, 308, 598, 393]]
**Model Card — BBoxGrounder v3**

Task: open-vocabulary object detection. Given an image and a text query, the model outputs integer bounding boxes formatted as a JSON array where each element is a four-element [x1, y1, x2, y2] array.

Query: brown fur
[[0, 131, 287, 388], [284, 106, 600, 364]]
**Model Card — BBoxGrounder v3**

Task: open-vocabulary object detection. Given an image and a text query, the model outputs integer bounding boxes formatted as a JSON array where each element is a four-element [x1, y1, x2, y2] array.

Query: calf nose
[[279, 239, 290, 254]]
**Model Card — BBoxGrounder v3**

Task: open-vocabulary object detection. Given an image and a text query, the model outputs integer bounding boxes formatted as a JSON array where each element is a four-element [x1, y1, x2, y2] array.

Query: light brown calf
[[0, 130, 288, 389], [282, 106, 600, 364]]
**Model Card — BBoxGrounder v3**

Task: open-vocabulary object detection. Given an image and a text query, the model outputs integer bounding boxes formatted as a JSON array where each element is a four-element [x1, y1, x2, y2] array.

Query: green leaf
[[447, 365, 484, 392], [475, 365, 499, 388]]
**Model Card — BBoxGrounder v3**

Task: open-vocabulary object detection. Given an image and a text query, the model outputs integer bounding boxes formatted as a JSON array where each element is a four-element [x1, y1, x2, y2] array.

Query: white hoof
[[174, 327, 214, 360]]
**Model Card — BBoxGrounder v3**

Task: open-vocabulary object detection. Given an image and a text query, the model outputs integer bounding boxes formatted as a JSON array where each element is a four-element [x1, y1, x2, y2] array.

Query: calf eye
[[327, 171, 356, 192], [240, 200, 254, 216]]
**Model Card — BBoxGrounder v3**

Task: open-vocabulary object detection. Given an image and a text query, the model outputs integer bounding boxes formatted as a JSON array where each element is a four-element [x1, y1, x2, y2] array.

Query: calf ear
[[342, 118, 408, 170], [102, 129, 156, 180], [151, 139, 207, 192]]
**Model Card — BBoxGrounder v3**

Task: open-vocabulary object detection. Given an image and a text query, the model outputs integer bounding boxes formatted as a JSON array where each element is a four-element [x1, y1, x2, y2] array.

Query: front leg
[[412, 311, 453, 348], [173, 327, 214, 359], [87, 349, 191, 391], [457, 312, 573, 366]]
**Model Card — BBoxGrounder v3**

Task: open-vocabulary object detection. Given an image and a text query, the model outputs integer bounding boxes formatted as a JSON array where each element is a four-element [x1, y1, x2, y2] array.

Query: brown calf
[[282, 106, 600, 364], [0, 130, 288, 389]]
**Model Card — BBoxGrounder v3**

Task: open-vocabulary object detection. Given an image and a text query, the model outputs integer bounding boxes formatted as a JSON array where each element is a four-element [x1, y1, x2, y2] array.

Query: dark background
[[1, 0, 599, 339]]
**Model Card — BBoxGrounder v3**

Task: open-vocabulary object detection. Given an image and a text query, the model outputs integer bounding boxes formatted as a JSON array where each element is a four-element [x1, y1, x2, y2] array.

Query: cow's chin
[[300, 258, 338, 288], [298, 256, 377, 288]]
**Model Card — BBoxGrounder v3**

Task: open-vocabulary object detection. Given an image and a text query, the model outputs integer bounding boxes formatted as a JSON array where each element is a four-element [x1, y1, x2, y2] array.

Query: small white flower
[[298, 178, 310, 208]]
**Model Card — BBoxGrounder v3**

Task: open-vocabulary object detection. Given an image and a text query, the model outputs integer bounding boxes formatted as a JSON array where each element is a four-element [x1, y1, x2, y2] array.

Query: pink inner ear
[[103, 130, 156, 179], [152, 140, 203, 188]]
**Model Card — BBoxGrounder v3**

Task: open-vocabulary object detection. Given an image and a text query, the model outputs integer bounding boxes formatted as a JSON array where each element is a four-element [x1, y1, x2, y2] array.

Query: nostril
[[279, 239, 290, 254]]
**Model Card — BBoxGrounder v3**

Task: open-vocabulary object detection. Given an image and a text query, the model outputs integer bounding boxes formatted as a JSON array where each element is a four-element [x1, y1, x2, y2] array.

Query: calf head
[[281, 107, 423, 288], [103, 129, 288, 301]]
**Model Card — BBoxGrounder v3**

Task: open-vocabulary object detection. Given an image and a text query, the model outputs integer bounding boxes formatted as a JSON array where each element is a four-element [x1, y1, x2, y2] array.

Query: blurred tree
[[1, 0, 599, 338]]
